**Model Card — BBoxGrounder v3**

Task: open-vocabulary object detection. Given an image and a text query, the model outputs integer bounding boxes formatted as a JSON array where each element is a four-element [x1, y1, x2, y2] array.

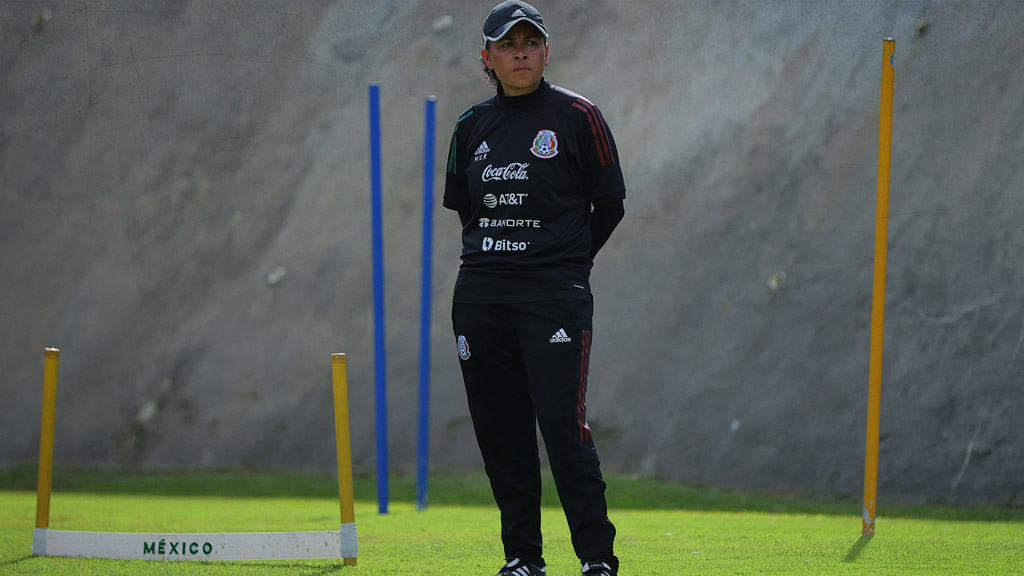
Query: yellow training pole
[[331, 353, 357, 565], [36, 348, 60, 529], [863, 37, 895, 538]]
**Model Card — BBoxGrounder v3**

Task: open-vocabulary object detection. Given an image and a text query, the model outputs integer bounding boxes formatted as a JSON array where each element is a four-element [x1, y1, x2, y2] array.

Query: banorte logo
[[478, 217, 541, 229]]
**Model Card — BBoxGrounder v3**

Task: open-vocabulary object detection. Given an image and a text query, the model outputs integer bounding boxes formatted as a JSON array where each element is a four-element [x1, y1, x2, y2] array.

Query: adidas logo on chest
[[474, 140, 490, 162]]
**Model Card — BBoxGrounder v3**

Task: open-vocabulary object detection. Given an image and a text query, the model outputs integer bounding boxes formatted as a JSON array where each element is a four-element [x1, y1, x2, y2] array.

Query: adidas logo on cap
[[483, 2, 547, 43], [549, 328, 571, 343]]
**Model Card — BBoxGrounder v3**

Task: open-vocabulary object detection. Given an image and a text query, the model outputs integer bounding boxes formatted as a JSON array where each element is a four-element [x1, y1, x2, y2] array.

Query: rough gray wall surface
[[2, 1, 1021, 506]]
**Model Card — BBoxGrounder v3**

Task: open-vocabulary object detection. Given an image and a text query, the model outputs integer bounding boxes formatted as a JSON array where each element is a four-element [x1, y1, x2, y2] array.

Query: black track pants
[[452, 299, 616, 566]]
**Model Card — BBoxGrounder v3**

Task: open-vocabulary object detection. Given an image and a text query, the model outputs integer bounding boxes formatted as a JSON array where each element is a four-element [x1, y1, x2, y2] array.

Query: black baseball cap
[[482, 1, 548, 44]]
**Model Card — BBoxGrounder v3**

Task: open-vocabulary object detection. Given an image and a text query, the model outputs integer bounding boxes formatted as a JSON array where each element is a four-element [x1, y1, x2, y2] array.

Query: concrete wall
[[2, 0, 1021, 506]]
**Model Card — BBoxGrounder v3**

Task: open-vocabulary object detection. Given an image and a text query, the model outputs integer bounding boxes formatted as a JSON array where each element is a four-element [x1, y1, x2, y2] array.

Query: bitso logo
[[457, 335, 471, 360], [530, 129, 559, 159], [481, 237, 528, 252]]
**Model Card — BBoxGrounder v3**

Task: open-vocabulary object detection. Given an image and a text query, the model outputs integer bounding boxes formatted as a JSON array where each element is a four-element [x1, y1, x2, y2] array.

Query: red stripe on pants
[[578, 329, 592, 442]]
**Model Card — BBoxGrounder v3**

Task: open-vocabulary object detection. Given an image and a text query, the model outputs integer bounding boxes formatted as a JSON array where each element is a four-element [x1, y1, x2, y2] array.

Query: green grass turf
[[0, 466, 1020, 575]]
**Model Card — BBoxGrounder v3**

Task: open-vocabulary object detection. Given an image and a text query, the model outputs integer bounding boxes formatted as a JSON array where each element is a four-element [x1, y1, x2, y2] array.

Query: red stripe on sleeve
[[572, 99, 615, 166]]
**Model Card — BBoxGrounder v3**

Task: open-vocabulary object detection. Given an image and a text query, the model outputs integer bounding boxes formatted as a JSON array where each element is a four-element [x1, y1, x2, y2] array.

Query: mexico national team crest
[[457, 335, 471, 360], [530, 129, 559, 159]]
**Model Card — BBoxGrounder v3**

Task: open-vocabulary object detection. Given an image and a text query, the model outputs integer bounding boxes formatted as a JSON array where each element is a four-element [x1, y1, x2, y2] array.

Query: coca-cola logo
[[481, 162, 530, 182]]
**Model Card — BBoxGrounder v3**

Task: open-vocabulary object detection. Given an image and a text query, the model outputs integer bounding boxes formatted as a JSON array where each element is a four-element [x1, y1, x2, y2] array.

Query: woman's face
[[482, 21, 549, 96]]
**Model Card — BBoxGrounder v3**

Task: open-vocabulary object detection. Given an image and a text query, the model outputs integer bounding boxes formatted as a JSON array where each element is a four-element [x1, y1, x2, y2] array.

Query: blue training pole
[[368, 83, 388, 514], [417, 96, 436, 511]]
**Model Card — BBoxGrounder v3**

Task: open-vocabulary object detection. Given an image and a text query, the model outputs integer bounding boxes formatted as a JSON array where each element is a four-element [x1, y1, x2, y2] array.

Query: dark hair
[[481, 51, 500, 87]]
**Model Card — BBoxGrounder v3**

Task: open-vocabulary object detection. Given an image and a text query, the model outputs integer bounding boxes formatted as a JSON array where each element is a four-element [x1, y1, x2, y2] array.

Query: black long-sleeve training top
[[443, 79, 626, 304]]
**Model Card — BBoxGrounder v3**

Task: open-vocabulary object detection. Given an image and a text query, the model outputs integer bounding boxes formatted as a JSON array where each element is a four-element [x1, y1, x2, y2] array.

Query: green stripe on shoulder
[[447, 108, 475, 173]]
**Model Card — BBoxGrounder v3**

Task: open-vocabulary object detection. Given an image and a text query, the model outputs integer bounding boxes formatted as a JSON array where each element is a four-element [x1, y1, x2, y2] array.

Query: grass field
[[1, 466, 1020, 575]]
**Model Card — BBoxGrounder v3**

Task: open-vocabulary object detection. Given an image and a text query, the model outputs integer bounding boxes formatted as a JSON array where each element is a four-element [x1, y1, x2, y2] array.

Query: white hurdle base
[[33, 523, 357, 561]]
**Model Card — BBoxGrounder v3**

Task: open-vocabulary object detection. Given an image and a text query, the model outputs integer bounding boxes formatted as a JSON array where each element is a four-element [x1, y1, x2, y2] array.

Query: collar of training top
[[482, 1, 548, 44]]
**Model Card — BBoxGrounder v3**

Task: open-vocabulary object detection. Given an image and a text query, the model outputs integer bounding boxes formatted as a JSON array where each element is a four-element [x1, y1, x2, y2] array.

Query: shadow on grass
[[0, 555, 347, 575], [2, 464, 1021, 523], [843, 536, 872, 562], [216, 561, 350, 575], [0, 554, 33, 569]]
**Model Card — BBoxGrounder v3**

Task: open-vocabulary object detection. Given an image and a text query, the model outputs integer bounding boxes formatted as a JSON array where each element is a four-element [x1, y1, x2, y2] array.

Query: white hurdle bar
[[32, 349, 358, 564], [33, 526, 357, 561]]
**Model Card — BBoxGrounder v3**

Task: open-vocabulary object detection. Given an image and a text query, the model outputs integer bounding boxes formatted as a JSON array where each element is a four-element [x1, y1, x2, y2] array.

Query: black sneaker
[[581, 560, 615, 576], [495, 558, 547, 576]]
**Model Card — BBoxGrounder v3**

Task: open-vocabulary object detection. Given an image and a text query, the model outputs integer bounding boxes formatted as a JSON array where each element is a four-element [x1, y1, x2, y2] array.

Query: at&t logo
[[482, 193, 528, 208]]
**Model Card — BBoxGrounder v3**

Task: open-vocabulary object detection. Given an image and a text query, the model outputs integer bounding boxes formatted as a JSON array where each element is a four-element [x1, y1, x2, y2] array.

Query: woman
[[443, 3, 625, 575]]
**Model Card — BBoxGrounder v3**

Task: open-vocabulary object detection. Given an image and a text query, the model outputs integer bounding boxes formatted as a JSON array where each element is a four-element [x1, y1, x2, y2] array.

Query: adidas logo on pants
[[549, 328, 572, 343]]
